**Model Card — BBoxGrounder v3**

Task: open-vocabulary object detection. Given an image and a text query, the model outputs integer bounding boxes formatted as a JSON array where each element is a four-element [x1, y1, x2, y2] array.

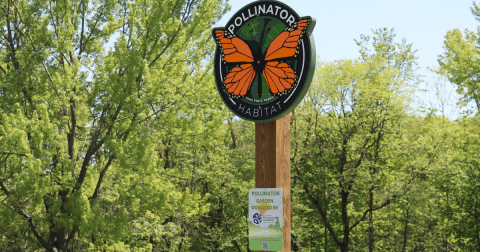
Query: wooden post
[[255, 114, 291, 252]]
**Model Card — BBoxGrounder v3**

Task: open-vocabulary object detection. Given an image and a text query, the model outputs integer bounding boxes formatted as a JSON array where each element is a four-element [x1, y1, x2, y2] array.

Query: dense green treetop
[[0, 0, 229, 250]]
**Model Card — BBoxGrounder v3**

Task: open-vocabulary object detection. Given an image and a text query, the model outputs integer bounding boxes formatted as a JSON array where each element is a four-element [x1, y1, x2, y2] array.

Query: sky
[[216, 0, 479, 118]]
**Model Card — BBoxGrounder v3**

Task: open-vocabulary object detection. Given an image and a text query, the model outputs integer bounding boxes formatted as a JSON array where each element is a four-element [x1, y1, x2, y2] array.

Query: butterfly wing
[[224, 64, 256, 97], [262, 19, 310, 96], [264, 19, 310, 61], [214, 29, 256, 98], [263, 61, 296, 95], [214, 30, 255, 63]]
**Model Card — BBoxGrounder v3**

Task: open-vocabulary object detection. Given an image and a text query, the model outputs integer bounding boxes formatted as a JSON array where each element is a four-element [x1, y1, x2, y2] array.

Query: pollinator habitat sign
[[212, 0, 316, 122]]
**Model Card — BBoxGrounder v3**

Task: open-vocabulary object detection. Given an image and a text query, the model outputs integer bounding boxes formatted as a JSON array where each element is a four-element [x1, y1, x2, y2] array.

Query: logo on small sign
[[253, 213, 262, 224]]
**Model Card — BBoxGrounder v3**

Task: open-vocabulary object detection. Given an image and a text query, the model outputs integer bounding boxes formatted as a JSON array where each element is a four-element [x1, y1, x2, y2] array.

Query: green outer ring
[[212, 1, 316, 123]]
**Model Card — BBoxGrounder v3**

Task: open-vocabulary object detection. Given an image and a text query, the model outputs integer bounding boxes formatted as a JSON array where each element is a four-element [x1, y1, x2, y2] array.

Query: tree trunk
[[444, 191, 449, 251], [324, 164, 328, 252], [339, 242, 349, 252], [51, 229, 69, 252], [341, 189, 350, 252], [402, 204, 409, 252], [368, 190, 374, 252], [45, 190, 74, 252], [475, 204, 480, 252]]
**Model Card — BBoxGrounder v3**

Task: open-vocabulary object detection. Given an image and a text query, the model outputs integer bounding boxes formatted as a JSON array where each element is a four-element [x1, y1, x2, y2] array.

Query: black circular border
[[213, 0, 316, 122]]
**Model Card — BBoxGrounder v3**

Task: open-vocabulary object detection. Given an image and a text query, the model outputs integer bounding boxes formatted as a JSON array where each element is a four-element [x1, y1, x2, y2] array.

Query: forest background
[[1, 0, 480, 251]]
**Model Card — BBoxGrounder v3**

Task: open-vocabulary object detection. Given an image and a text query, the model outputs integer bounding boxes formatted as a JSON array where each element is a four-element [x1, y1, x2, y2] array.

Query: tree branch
[[349, 195, 396, 230], [0, 152, 26, 157], [0, 179, 11, 196], [15, 208, 53, 252], [148, 32, 179, 68], [67, 86, 76, 160], [90, 154, 115, 201], [72, 104, 109, 193], [42, 63, 59, 97]]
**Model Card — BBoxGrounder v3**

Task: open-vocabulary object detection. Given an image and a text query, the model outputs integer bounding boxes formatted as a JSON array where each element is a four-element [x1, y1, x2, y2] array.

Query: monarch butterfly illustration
[[214, 18, 310, 98]]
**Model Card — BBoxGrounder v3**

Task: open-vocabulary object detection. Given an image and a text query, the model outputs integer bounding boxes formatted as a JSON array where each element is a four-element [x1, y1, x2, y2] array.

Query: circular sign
[[213, 1, 316, 122]]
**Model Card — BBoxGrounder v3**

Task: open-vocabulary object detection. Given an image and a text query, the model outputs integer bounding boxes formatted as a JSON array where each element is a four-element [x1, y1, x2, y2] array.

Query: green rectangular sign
[[249, 188, 283, 251]]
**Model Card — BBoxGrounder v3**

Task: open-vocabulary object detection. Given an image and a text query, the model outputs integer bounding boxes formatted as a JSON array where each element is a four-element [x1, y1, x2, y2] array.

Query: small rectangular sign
[[249, 188, 283, 251]]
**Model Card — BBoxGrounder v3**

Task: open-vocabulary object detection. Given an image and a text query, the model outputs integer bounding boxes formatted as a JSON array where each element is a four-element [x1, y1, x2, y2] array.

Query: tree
[[291, 28, 418, 252], [0, 0, 229, 251], [354, 28, 418, 252], [437, 1, 480, 114], [435, 2, 480, 250], [188, 119, 256, 251], [446, 117, 480, 251]]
